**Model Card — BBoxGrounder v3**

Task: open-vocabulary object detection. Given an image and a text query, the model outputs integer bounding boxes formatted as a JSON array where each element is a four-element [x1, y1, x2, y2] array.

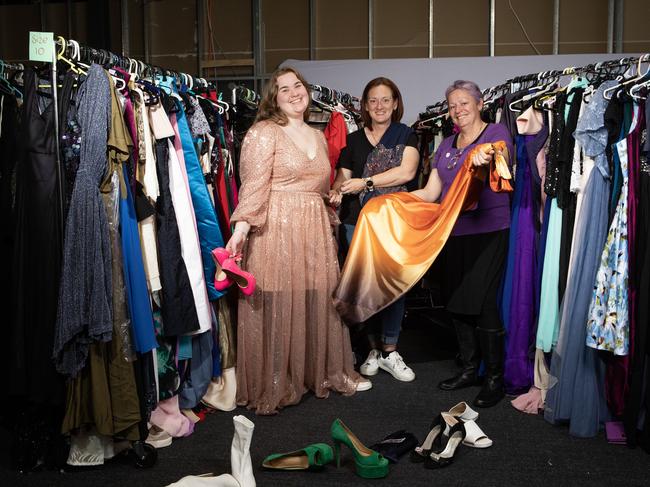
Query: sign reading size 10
[[29, 31, 54, 62]]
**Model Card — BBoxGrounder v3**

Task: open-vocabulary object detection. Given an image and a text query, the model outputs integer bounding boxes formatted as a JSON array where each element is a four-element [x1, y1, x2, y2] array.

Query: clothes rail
[[0, 61, 25, 73], [310, 84, 359, 107], [38, 35, 215, 247], [420, 53, 650, 119], [227, 83, 259, 106]]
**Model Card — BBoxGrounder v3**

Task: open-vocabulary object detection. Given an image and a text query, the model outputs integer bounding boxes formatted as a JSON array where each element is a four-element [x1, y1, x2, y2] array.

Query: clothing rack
[[228, 83, 259, 107], [418, 53, 650, 121], [310, 84, 359, 108], [0, 61, 25, 73], [36, 34, 217, 248]]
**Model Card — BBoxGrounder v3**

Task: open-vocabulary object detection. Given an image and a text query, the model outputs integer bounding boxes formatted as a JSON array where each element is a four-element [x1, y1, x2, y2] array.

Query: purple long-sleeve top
[[432, 123, 514, 236]]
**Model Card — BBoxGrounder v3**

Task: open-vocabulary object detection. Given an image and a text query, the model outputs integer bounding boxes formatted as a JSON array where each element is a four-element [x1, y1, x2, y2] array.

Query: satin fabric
[[334, 141, 512, 323], [503, 135, 536, 394]]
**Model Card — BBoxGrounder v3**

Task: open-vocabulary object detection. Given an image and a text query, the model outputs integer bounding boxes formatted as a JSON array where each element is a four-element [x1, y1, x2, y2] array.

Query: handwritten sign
[[29, 31, 54, 62]]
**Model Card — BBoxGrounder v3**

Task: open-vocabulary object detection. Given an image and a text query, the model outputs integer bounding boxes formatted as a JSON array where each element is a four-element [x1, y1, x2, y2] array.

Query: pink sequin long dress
[[230, 120, 360, 415]]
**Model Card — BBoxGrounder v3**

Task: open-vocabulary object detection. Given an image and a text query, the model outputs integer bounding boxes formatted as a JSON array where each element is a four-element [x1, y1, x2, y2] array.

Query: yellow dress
[[334, 142, 512, 323], [231, 120, 360, 415]]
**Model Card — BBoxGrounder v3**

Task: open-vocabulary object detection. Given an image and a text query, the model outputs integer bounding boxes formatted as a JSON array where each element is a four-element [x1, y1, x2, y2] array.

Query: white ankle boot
[[230, 415, 256, 487], [165, 415, 256, 487]]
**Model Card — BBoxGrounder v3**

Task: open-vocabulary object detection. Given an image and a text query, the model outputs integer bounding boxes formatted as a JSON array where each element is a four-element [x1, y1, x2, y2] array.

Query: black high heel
[[424, 413, 466, 469], [410, 414, 445, 463]]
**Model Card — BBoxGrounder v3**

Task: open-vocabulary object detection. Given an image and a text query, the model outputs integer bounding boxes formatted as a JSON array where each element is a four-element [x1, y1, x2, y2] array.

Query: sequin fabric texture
[[230, 120, 360, 414]]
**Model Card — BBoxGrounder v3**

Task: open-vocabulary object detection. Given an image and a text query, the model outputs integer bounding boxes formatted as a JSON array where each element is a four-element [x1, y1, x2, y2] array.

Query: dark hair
[[360, 77, 404, 129], [445, 80, 483, 103], [256, 67, 311, 125]]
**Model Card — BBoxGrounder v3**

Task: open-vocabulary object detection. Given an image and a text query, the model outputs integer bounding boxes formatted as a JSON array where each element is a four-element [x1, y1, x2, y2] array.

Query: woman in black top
[[330, 77, 419, 384]]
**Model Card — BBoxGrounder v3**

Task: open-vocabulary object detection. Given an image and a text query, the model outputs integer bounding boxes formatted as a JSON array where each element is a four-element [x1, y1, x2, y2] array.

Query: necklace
[[457, 122, 487, 149], [366, 127, 385, 146], [446, 122, 488, 170]]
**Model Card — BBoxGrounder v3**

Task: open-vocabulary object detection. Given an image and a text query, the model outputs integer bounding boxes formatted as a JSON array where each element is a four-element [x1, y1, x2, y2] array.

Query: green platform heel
[[262, 443, 333, 470], [330, 419, 389, 479]]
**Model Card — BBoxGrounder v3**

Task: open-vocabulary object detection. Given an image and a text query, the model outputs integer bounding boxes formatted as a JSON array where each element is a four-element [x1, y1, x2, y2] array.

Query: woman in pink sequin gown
[[225, 67, 368, 415]]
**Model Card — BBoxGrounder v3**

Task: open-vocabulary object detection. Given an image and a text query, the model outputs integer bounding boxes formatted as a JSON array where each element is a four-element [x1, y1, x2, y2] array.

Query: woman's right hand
[[226, 229, 248, 259], [471, 146, 494, 167]]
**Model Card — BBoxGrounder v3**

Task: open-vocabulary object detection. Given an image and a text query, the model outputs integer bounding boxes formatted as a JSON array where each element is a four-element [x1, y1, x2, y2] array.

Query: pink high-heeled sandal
[[211, 247, 233, 291], [221, 258, 256, 296]]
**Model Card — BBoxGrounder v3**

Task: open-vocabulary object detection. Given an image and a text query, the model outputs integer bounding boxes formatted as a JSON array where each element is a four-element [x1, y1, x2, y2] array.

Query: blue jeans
[[339, 223, 404, 346]]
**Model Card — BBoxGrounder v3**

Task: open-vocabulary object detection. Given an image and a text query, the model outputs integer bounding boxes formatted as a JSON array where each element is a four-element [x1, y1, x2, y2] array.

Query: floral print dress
[[585, 104, 639, 355]]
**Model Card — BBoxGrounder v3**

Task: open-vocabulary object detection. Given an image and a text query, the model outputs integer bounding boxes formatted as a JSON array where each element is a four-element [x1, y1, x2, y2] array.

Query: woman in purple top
[[412, 80, 513, 408]]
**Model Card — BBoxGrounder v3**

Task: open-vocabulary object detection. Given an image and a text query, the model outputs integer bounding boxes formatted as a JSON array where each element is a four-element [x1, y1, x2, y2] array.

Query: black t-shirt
[[336, 128, 418, 225]]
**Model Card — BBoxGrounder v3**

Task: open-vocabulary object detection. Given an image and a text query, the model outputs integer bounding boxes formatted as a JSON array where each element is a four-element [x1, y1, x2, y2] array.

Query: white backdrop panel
[[282, 53, 640, 124]]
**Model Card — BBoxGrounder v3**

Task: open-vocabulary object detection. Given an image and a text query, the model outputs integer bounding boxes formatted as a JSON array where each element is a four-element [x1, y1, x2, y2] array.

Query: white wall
[[282, 53, 642, 124]]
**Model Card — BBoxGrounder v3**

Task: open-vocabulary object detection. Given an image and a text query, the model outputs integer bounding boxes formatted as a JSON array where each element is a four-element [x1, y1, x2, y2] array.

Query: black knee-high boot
[[473, 327, 505, 408], [438, 319, 481, 391]]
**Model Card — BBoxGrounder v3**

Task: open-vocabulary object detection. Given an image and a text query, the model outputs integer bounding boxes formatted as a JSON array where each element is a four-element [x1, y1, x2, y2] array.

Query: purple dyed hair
[[445, 80, 483, 103]]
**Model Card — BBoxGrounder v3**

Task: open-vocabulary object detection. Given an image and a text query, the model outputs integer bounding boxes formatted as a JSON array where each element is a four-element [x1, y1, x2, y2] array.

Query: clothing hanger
[[508, 71, 558, 112], [602, 56, 645, 100], [55, 36, 86, 75], [216, 93, 230, 113], [628, 55, 650, 101], [630, 78, 650, 101], [128, 58, 139, 83], [416, 110, 448, 131], [196, 92, 224, 114]]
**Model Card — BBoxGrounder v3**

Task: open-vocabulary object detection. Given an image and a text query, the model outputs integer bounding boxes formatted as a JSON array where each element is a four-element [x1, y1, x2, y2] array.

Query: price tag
[[29, 31, 54, 62]]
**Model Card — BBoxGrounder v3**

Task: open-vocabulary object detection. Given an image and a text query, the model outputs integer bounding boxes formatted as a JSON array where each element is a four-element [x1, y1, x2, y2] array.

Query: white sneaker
[[356, 378, 373, 391], [359, 349, 381, 376], [378, 351, 416, 382]]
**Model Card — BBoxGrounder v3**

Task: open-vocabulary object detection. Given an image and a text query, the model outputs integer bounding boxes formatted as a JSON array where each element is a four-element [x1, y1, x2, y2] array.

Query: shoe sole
[[378, 363, 416, 382], [462, 439, 493, 449], [356, 381, 373, 391]]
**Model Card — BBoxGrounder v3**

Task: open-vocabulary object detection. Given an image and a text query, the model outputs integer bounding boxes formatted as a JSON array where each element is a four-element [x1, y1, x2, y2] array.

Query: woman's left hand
[[340, 178, 367, 194], [471, 146, 494, 167], [328, 189, 343, 206]]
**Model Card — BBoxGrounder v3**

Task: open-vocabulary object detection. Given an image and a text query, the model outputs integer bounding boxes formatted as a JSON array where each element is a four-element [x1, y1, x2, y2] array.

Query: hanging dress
[[53, 63, 113, 378], [544, 80, 615, 437], [149, 99, 201, 336], [586, 104, 638, 355]]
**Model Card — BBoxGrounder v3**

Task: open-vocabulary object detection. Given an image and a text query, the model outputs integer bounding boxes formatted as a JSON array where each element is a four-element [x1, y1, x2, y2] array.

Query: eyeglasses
[[367, 97, 394, 107]]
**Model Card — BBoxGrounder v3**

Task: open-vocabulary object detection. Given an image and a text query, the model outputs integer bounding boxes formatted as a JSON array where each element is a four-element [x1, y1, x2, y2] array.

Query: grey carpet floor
[[1, 312, 649, 487]]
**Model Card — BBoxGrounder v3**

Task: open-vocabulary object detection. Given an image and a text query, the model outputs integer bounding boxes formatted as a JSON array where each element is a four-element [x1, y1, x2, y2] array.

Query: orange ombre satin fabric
[[334, 141, 512, 323]]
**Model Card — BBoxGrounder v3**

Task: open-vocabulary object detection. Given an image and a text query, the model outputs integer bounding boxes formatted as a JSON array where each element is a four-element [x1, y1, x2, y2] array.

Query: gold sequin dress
[[231, 120, 360, 414]]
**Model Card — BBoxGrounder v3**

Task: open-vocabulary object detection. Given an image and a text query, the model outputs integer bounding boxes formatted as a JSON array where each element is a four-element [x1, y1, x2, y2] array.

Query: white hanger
[[629, 54, 650, 100], [603, 56, 648, 99], [508, 70, 558, 113], [217, 97, 230, 113]]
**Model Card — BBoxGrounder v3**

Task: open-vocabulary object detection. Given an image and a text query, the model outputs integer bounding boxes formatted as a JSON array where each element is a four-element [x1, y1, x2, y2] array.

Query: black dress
[[10, 70, 64, 404], [154, 95, 201, 336], [9, 69, 66, 470], [624, 102, 650, 452]]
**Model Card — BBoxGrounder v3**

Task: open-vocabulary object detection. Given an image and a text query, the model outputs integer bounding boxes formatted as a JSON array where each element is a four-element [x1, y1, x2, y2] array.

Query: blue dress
[[544, 80, 616, 437], [585, 104, 639, 355]]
